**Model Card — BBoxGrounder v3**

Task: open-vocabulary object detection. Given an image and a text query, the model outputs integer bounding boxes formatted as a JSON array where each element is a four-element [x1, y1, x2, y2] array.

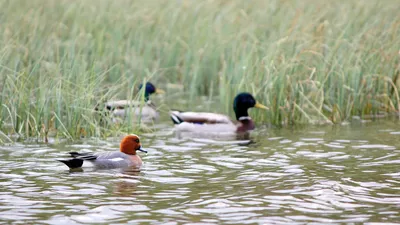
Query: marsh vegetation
[[0, 0, 399, 140]]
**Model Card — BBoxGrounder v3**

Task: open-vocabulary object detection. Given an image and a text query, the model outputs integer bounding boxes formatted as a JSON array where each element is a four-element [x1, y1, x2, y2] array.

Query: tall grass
[[0, 0, 399, 140]]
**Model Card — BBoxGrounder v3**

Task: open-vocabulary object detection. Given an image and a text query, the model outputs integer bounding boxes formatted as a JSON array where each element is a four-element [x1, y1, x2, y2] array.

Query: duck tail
[[69, 152, 90, 158], [170, 110, 184, 124], [57, 158, 84, 169]]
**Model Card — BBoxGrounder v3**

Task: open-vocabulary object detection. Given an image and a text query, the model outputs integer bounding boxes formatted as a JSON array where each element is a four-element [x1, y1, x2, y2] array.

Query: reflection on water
[[1, 121, 400, 224]]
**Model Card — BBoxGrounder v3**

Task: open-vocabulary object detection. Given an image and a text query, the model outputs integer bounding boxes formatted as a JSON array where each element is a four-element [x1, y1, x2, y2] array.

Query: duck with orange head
[[58, 134, 147, 169]]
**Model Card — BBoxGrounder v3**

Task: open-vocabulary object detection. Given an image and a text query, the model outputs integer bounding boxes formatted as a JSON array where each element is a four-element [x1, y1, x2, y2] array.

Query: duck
[[170, 92, 268, 134], [104, 82, 164, 123], [58, 134, 147, 169]]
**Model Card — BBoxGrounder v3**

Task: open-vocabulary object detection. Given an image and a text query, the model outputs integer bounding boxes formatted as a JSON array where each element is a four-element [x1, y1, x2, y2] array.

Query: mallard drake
[[58, 134, 147, 169], [104, 82, 164, 123], [170, 92, 268, 134]]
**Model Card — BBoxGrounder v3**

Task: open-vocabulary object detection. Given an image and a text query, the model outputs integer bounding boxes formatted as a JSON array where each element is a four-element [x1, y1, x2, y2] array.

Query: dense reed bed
[[0, 0, 399, 140]]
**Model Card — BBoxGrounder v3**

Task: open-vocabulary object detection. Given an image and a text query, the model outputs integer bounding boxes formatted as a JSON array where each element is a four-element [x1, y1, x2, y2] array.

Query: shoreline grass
[[0, 0, 399, 140]]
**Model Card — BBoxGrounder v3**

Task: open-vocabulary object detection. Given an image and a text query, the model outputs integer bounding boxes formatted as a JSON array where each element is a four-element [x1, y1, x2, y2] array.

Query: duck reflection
[[113, 167, 142, 197], [236, 132, 251, 141], [175, 130, 253, 142]]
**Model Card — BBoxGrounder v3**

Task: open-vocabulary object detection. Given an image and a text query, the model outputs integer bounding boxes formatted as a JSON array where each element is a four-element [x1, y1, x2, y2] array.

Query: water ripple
[[0, 124, 400, 224]]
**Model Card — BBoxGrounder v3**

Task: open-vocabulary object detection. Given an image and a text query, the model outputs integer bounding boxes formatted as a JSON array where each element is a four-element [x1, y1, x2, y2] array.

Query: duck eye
[[135, 139, 140, 143]]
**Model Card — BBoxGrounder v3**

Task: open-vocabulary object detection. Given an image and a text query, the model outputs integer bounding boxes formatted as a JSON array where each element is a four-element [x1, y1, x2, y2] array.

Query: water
[[1, 120, 400, 224]]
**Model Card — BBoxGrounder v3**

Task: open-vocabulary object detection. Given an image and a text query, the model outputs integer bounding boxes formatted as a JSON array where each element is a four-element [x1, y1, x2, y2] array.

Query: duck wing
[[112, 103, 158, 119], [89, 152, 132, 169], [68, 152, 98, 160], [105, 100, 141, 110], [170, 110, 232, 124]]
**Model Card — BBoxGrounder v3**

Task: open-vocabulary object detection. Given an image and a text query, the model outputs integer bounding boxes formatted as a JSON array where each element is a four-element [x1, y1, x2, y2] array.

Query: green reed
[[0, 0, 399, 140]]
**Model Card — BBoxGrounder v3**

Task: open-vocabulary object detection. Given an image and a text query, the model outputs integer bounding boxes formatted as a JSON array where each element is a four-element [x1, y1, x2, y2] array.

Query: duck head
[[139, 82, 165, 101], [233, 92, 268, 120], [120, 134, 148, 155]]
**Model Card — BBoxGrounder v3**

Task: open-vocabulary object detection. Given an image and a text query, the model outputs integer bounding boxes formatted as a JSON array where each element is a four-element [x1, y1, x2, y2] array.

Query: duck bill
[[255, 102, 269, 110], [155, 88, 165, 94], [137, 147, 148, 153]]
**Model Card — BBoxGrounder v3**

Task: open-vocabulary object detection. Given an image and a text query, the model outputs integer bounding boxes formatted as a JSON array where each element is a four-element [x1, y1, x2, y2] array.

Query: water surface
[[0, 120, 400, 224]]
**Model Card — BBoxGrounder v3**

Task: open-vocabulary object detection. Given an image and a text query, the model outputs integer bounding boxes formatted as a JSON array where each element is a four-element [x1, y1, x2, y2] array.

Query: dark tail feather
[[170, 111, 184, 124], [58, 158, 84, 169], [69, 152, 90, 158]]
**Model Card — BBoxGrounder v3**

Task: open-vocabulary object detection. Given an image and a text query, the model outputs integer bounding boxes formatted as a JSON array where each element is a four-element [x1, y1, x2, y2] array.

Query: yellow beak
[[255, 102, 269, 110], [155, 88, 165, 94]]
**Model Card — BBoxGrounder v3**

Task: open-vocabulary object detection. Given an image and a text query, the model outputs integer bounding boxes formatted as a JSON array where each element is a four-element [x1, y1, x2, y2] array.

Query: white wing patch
[[109, 157, 125, 162]]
